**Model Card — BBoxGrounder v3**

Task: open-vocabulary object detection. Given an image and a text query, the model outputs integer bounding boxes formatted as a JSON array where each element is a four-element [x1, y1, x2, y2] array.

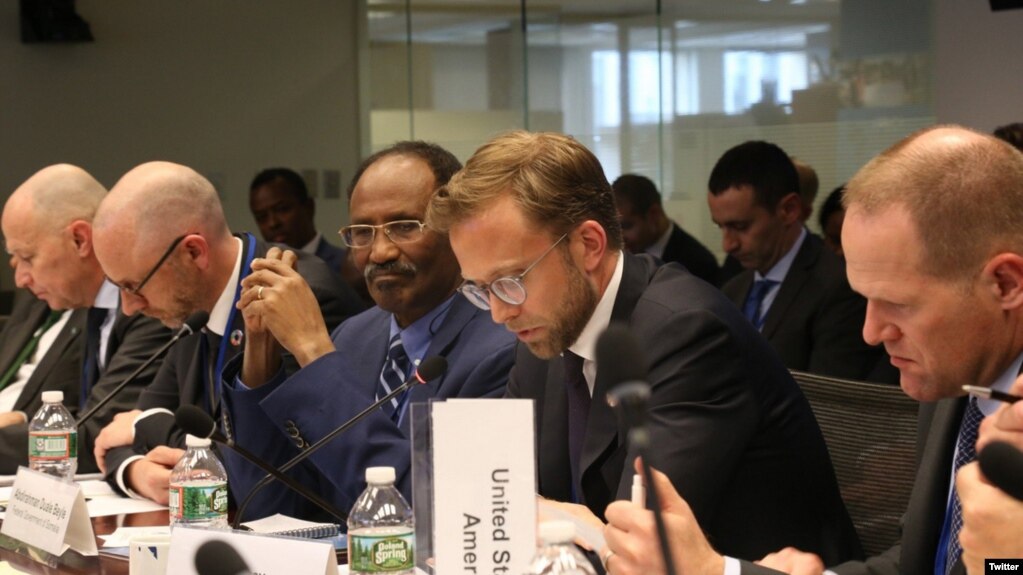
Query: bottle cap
[[185, 434, 212, 448], [538, 520, 575, 544], [365, 466, 396, 484], [41, 391, 64, 403]]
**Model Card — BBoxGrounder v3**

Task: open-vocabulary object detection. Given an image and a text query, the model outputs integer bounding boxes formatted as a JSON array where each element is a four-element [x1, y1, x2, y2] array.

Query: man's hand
[[93, 409, 142, 473], [977, 374, 1023, 453], [238, 248, 334, 367], [756, 547, 825, 575], [125, 446, 185, 505], [537, 497, 605, 551], [0, 411, 26, 428], [603, 459, 724, 575], [957, 461, 1023, 574]]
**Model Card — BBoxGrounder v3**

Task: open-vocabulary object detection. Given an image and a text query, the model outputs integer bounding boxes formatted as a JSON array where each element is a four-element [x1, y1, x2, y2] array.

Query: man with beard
[[219, 141, 516, 520], [89, 161, 363, 503], [425, 131, 861, 565]]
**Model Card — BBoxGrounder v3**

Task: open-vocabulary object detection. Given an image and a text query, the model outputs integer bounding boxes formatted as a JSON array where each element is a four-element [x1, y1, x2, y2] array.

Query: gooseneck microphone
[[176, 405, 348, 523], [230, 355, 448, 528], [597, 324, 678, 575], [195, 539, 250, 575], [76, 311, 209, 428], [978, 440, 1023, 501]]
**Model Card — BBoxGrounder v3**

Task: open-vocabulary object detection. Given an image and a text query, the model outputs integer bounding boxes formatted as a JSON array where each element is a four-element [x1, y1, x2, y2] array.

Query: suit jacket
[[660, 222, 720, 287], [510, 253, 861, 563], [102, 235, 365, 483], [219, 293, 517, 520], [739, 399, 966, 575], [314, 236, 347, 277], [722, 233, 879, 380]]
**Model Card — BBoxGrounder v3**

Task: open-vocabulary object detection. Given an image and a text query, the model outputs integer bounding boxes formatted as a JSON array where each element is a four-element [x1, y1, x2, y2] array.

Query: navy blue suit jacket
[[220, 293, 517, 521]]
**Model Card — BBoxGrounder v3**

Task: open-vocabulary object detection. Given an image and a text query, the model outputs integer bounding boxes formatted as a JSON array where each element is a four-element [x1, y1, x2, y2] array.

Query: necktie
[[563, 350, 590, 502], [938, 397, 983, 575], [81, 307, 108, 407], [0, 310, 63, 392], [742, 279, 777, 330], [378, 333, 411, 418]]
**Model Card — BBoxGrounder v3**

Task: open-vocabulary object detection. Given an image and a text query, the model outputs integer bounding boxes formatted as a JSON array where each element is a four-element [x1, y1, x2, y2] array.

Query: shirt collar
[[756, 226, 807, 283], [644, 222, 674, 260], [94, 279, 120, 310], [300, 233, 323, 255], [568, 251, 624, 363], [978, 351, 1023, 417], [388, 294, 457, 366], [206, 237, 244, 336]]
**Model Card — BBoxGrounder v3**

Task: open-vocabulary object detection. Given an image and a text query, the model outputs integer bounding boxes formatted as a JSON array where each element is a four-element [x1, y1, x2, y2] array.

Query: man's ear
[[777, 192, 803, 225], [576, 220, 608, 274], [68, 220, 93, 256], [181, 234, 211, 271], [984, 253, 1023, 310]]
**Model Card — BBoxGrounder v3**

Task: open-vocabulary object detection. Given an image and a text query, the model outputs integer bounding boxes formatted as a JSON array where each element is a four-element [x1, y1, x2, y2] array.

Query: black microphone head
[[176, 404, 216, 440], [979, 440, 1023, 502], [414, 356, 448, 383], [182, 310, 210, 335], [195, 539, 249, 575]]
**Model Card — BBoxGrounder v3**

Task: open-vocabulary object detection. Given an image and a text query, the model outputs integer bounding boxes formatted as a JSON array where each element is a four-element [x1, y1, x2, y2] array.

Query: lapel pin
[[229, 329, 244, 347]]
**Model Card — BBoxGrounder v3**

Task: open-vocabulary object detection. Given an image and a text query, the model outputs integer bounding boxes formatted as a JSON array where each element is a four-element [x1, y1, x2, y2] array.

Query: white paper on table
[[100, 526, 172, 548], [86, 495, 166, 517]]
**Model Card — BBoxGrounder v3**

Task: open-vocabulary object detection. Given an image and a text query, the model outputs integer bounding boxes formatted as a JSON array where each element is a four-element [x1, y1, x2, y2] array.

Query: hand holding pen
[[964, 376, 1023, 454]]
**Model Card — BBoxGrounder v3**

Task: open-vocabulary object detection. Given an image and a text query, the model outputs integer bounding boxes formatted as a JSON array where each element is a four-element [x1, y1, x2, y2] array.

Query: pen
[[631, 473, 645, 506], [962, 385, 1023, 404]]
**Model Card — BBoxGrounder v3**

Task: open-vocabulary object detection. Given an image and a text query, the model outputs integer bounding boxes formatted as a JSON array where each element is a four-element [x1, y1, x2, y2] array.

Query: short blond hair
[[426, 131, 622, 248], [845, 125, 1023, 281]]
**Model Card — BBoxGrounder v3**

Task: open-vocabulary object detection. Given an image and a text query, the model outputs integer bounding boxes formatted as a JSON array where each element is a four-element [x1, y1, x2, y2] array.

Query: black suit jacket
[[660, 222, 720, 287], [509, 253, 861, 563], [722, 233, 880, 380], [102, 235, 365, 483]]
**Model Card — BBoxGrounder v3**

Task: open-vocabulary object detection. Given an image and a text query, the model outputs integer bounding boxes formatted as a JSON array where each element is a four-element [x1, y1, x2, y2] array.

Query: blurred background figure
[[819, 185, 847, 258]]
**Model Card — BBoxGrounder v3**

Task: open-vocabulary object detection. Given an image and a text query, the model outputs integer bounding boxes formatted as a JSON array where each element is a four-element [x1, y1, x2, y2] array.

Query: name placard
[[431, 399, 536, 575], [0, 466, 96, 556], [166, 527, 338, 575]]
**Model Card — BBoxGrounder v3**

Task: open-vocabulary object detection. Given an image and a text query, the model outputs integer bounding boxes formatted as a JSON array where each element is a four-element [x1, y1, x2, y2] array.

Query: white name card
[[0, 466, 97, 556], [166, 527, 339, 575], [431, 399, 536, 575]]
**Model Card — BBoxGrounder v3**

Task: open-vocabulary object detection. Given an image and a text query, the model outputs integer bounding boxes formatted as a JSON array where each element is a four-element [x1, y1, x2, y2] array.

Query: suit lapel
[[410, 296, 473, 402], [0, 300, 49, 377], [14, 309, 85, 411], [760, 234, 818, 339]]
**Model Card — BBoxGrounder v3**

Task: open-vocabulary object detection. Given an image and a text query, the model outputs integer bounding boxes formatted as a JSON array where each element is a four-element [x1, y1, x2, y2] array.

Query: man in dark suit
[[0, 164, 171, 473], [219, 141, 516, 520], [707, 141, 880, 380], [426, 131, 860, 565], [89, 161, 364, 503], [249, 167, 368, 302], [601, 126, 1023, 575], [611, 174, 719, 286]]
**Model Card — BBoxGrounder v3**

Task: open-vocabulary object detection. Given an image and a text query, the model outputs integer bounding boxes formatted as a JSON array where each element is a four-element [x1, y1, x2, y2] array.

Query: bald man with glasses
[[216, 141, 516, 521]]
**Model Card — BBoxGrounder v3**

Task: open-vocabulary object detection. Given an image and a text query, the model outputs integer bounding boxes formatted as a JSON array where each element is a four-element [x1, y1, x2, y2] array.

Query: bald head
[[4, 163, 106, 233]]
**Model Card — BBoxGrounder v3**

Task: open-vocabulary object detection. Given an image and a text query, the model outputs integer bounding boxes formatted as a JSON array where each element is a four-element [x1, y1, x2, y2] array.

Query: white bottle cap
[[185, 434, 212, 448], [538, 520, 575, 544], [365, 466, 396, 484], [41, 391, 64, 403]]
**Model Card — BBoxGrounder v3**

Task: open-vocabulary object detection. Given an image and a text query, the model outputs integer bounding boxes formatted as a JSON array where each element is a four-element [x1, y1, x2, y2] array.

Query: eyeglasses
[[112, 234, 189, 296], [338, 220, 427, 249], [459, 232, 569, 310]]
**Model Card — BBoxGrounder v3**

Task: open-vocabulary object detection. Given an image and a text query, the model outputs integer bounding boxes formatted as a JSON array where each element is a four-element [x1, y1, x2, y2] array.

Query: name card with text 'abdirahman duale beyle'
[[0, 467, 97, 556], [166, 527, 338, 575], [432, 399, 536, 575]]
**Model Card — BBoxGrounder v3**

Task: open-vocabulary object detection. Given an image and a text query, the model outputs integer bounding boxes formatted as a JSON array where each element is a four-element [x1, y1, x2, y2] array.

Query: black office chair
[[790, 370, 919, 557]]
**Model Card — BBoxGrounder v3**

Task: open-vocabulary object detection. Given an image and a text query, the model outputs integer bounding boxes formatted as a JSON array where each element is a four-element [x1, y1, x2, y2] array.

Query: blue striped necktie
[[377, 333, 411, 417], [742, 279, 778, 330], [937, 397, 983, 575]]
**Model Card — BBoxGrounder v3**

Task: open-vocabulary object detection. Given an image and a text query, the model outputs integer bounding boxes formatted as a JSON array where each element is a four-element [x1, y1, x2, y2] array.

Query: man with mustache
[[220, 141, 516, 519]]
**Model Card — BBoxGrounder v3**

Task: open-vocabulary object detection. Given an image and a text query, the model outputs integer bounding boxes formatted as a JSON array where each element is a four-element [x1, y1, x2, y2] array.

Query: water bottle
[[347, 466, 415, 574], [28, 390, 78, 481], [168, 434, 229, 529], [526, 521, 598, 575]]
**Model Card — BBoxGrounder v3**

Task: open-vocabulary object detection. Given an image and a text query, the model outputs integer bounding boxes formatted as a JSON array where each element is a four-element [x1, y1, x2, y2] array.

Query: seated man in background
[[0, 164, 170, 473], [427, 131, 861, 565], [249, 167, 368, 302], [603, 125, 1023, 575], [708, 141, 880, 380], [222, 141, 516, 520], [90, 161, 363, 502], [612, 174, 719, 286]]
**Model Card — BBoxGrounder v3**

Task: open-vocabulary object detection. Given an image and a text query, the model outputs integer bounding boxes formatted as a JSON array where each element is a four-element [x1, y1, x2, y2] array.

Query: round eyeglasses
[[459, 232, 569, 310]]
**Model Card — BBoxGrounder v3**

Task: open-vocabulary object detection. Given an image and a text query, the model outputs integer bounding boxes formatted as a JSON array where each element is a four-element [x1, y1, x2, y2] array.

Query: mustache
[[364, 260, 417, 281]]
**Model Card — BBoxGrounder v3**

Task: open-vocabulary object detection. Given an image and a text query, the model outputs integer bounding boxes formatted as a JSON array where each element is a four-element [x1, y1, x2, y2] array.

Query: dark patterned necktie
[[377, 333, 411, 417], [564, 350, 590, 502], [940, 397, 983, 575], [742, 279, 778, 330], [81, 307, 108, 406]]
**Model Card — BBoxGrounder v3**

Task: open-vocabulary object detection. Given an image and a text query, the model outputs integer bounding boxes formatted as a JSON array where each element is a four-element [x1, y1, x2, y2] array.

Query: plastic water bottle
[[527, 521, 598, 575], [168, 434, 229, 529], [347, 466, 415, 574], [28, 390, 78, 481]]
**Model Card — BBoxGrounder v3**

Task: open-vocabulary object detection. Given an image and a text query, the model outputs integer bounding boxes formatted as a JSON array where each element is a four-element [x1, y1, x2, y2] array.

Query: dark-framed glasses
[[338, 220, 426, 249], [459, 232, 569, 310], [112, 234, 189, 296]]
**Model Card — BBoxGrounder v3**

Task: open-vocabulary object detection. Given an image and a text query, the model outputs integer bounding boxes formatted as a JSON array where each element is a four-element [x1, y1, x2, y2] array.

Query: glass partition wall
[[363, 0, 932, 258]]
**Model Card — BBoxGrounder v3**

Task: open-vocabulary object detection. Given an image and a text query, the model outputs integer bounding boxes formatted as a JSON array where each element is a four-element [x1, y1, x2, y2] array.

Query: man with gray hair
[[0, 164, 171, 473]]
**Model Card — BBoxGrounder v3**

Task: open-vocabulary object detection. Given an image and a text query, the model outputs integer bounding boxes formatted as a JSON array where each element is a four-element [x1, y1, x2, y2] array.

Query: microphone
[[76, 311, 209, 428], [978, 440, 1023, 501], [176, 405, 349, 523], [195, 539, 250, 575], [596, 324, 677, 575], [231, 355, 448, 528]]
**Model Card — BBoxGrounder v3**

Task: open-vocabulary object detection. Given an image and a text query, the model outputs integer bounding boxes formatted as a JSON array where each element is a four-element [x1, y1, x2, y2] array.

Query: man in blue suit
[[222, 141, 517, 520]]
